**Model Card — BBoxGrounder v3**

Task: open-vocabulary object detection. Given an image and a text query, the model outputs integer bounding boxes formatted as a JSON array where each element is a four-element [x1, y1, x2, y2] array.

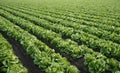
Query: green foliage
[[0, 34, 27, 73], [0, 16, 80, 73], [0, 0, 120, 73]]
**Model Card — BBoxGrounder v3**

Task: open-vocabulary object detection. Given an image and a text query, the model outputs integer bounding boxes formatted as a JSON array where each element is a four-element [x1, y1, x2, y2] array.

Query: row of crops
[[0, 0, 120, 73]]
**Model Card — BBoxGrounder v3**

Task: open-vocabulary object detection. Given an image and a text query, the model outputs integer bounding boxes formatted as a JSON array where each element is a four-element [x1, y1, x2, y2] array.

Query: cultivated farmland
[[0, 0, 120, 73]]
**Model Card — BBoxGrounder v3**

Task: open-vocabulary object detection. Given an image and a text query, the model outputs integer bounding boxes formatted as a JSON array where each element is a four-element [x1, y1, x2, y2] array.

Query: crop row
[[4, 5, 120, 35], [0, 33, 27, 73], [16, 6, 120, 44], [64, 9, 120, 25], [0, 16, 80, 73], [0, 9, 120, 73], [1, 7, 120, 61], [25, 6, 120, 27], [19, 4, 120, 25], [56, 6, 120, 21]]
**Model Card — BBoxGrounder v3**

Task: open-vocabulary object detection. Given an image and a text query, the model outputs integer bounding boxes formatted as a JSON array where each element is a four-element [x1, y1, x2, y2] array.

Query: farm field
[[0, 0, 120, 73]]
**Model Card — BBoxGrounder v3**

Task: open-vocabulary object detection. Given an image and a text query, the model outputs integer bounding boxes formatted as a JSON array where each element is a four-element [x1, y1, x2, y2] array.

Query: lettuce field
[[0, 0, 120, 73]]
